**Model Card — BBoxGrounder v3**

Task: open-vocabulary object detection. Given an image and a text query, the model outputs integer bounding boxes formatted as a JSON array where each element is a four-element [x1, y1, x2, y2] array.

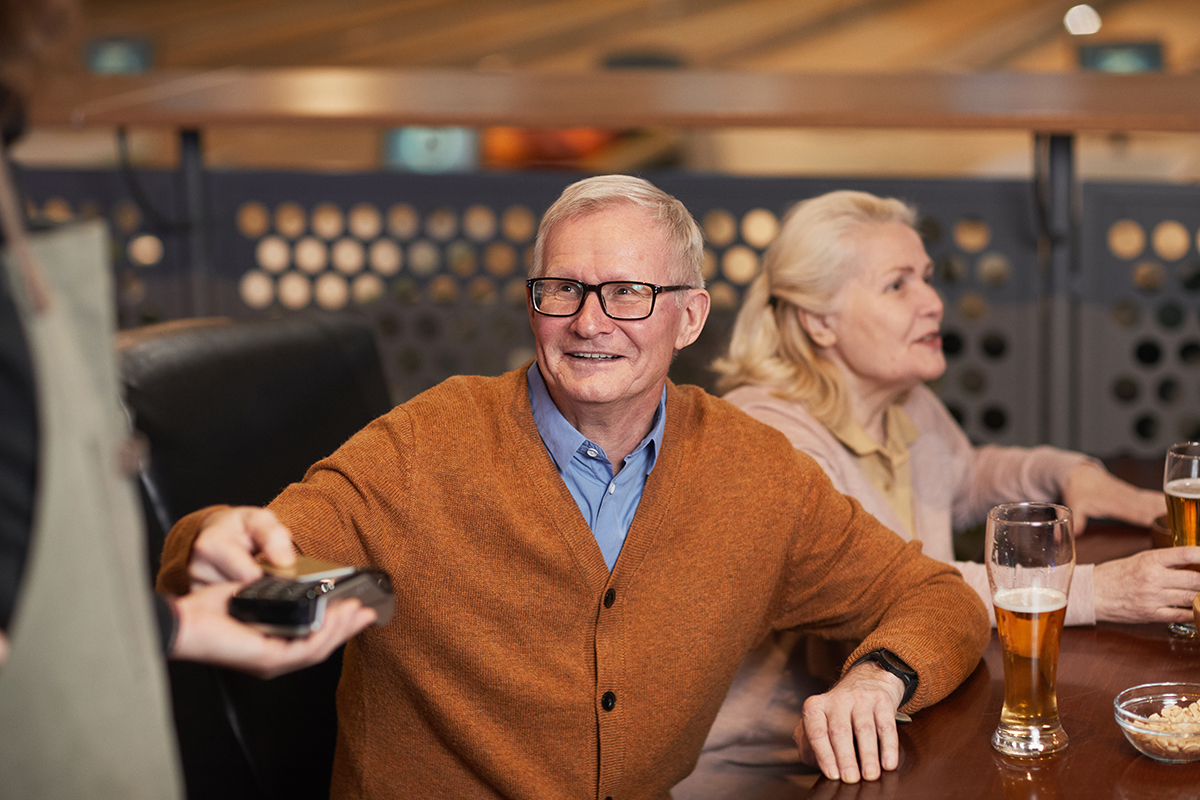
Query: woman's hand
[[1062, 462, 1165, 533], [1093, 547, 1200, 624]]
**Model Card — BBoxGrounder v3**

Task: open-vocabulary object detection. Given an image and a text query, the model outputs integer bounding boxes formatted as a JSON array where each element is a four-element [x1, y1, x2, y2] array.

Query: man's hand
[[1094, 546, 1200, 623], [168, 583, 376, 680], [189, 506, 296, 590], [1063, 462, 1166, 534], [794, 661, 906, 783]]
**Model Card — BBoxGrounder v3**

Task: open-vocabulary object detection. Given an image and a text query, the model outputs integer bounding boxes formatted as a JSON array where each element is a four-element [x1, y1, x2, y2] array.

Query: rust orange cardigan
[[159, 367, 989, 800]]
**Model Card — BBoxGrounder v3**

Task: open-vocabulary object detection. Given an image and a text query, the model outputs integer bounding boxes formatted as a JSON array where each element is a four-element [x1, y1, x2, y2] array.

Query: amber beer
[[1166, 477, 1200, 549], [994, 587, 1068, 734]]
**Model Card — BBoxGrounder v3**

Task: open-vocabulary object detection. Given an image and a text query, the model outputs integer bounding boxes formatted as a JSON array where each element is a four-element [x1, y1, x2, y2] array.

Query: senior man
[[158, 175, 989, 799]]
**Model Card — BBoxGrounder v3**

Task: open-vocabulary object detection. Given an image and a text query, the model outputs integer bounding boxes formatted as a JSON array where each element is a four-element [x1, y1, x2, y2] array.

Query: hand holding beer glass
[[987, 502, 1075, 757], [1164, 442, 1200, 637]]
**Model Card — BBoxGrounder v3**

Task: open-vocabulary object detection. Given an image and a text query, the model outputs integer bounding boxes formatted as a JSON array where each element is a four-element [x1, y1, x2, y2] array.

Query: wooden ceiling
[[67, 0, 1200, 74]]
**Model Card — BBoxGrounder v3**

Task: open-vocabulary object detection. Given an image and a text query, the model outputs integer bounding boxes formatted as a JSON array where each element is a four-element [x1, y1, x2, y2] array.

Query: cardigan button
[[603, 588, 616, 608], [601, 691, 616, 711]]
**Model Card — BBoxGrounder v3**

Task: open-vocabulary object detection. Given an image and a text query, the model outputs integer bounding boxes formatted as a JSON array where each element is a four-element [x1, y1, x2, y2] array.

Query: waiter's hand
[[794, 662, 906, 783], [168, 583, 375, 679], [188, 506, 296, 591]]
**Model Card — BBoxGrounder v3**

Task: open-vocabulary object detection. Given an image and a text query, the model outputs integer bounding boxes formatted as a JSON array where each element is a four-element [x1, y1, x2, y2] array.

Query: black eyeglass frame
[[526, 278, 692, 321]]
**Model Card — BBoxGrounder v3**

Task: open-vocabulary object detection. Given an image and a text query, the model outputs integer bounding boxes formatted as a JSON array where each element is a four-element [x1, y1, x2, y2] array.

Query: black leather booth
[[118, 314, 393, 800]]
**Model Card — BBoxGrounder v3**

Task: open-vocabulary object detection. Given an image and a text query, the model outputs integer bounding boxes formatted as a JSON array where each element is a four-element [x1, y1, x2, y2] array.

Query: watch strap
[[852, 648, 919, 707]]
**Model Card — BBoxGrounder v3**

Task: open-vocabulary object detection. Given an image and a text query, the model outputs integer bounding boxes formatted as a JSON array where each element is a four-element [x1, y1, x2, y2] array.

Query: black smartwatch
[[852, 648, 919, 707]]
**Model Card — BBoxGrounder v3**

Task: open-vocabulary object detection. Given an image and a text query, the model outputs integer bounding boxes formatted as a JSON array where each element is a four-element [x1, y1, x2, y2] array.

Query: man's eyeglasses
[[527, 278, 691, 321]]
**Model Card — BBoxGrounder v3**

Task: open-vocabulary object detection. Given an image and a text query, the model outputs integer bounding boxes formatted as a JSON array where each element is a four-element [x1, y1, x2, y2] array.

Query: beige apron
[[0, 152, 183, 798]]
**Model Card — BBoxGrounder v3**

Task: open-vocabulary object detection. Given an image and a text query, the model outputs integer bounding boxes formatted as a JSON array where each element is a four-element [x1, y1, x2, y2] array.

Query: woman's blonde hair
[[712, 190, 918, 426]]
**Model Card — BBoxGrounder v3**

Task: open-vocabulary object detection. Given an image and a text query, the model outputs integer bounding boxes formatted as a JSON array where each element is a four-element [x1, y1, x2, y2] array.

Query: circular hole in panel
[[981, 406, 1007, 431], [464, 205, 497, 242], [453, 315, 478, 343], [954, 218, 990, 253], [1181, 341, 1200, 365], [43, 197, 73, 223], [1132, 261, 1166, 292], [502, 206, 536, 242], [294, 236, 328, 274], [392, 277, 419, 304], [348, 203, 382, 240], [1135, 339, 1163, 366], [377, 315, 400, 337], [1111, 300, 1140, 328], [428, 275, 458, 303], [703, 210, 737, 247], [505, 278, 529, 306], [415, 315, 440, 340], [114, 202, 140, 234], [1158, 377, 1182, 404], [741, 208, 779, 249], [237, 202, 270, 238], [1152, 220, 1191, 261], [484, 242, 517, 277], [1181, 417, 1200, 442], [332, 238, 365, 275], [127, 234, 163, 266], [278, 272, 312, 310], [1108, 219, 1145, 260], [708, 282, 740, 311], [960, 369, 986, 394], [469, 277, 498, 304], [980, 332, 1007, 359], [311, 203, 345, 240], [408, 240, 440, 276], [976, 252, 1011, 287], [942, 330, 963, 357], [1157, 302, 1185, 329], [315, 273, 349, 310], [721, 245, 759, 285], [493, 317, 519, 343], [1112, 376, 1139, 403], [425, 208, 458, 242], [701, 248, 718, 282], [397, 348, 422, 374], [120, 270, 146, 305], [369, 239, 402, 276], [916, 216, 942, 246], [275, 202, 307, 239], [1134, 414, 1158, 440], [447, 240, 477, 277], [958, 292, 988, 321], [508, 346, 537, 371], [935, 254, 967, 285], [256, 236, 290, 274], [352, 273, 385, 305], [239, 270, 274, 309], [946, 403, 965, 426], [388, 204, 420, 240], [1182, 262, 1200, 292]]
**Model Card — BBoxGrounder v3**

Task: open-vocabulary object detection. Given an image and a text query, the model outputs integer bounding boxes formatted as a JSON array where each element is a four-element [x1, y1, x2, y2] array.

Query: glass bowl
[[1114, 683, 1200, 764]]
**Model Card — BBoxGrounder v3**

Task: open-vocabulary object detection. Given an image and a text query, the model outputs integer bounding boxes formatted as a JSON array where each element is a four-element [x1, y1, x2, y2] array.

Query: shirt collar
[[828, 404, 920, 463], [527, 362, 666, 472]]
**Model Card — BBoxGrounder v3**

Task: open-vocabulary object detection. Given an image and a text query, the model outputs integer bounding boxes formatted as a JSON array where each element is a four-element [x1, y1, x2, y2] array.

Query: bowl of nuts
[[1114, 683, 1200, 763]]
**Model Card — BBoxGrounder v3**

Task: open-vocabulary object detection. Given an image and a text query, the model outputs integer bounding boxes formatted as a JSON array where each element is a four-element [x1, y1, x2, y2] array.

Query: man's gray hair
[[531, 175, 705, 288]]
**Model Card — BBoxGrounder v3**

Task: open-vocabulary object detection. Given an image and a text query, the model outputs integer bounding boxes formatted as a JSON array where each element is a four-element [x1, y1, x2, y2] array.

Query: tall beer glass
[[1164, 442, 1200, 636], [987, 502, 1075, 757]]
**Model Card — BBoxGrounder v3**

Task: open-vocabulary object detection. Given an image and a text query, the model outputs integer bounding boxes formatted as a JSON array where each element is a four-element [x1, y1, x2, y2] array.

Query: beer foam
[[1166, 478, 1200, 499], [993, 587, 1067, 614]]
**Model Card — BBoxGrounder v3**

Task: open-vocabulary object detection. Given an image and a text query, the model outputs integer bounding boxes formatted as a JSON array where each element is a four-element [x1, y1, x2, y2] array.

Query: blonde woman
[[674, 190, 1190, 798]]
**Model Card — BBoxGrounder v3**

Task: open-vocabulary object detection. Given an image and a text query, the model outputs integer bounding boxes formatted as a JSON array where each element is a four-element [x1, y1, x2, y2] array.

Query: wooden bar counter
[[809, 521, 1200, 800]]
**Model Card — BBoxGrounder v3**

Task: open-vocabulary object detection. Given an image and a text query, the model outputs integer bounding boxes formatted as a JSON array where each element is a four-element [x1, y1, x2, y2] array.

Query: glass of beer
[[1164, 442, 1200, 636], [987, 502, 1075, 758]]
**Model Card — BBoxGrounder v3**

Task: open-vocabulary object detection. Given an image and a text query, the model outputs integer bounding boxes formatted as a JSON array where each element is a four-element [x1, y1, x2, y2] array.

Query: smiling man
[[157, 175, 989, 800]]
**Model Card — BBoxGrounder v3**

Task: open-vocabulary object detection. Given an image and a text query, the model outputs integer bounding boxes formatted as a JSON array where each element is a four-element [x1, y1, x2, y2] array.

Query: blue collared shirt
[[527, 363, 665, 571]]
